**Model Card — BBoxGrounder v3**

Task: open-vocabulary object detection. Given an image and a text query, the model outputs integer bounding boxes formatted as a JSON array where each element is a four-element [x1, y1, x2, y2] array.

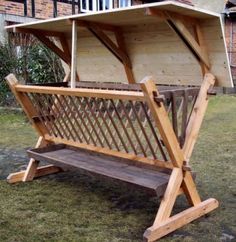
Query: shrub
[[0, 32, 65, 106]]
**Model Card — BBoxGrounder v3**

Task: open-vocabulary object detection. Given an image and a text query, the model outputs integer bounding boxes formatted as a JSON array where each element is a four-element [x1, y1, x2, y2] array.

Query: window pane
[[119, 0, 130, 7]]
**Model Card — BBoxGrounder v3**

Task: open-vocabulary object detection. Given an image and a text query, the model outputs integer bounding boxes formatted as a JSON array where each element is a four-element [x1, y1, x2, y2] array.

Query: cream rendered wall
[[192, 0, 225, 13]]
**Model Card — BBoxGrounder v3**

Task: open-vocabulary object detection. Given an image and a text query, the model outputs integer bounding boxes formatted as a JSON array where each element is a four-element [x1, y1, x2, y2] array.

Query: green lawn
[[0, 96, 235, 242]]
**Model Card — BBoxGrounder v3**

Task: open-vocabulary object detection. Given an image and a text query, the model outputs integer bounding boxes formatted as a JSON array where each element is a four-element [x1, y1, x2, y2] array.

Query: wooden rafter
[[84, 22, 135, 83], [11, 27, 72, 67], [146, 8, 210, 70], [59, 34, 71, 61], [88, 25, 132, 67], [115, 28, 135, 84], [69, 19, 135, 83], [32, 30, 71, 65]]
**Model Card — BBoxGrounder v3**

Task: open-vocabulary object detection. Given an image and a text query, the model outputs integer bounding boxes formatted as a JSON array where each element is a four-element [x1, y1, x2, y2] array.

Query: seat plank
[[28, 145, 170, 196]]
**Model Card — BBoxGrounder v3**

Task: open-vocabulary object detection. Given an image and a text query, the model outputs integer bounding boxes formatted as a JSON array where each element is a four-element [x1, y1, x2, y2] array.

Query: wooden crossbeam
[[14, 84, 146, 101], [147, 8, 210, 69]]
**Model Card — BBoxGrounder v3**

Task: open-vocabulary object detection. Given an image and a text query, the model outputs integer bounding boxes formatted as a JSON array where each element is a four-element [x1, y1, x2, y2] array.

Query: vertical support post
[[71, 20, 78, 88]]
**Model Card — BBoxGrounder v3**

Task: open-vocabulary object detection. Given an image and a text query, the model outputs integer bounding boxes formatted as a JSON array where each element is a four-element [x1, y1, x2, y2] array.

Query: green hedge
[[0, 34, 65, 106]]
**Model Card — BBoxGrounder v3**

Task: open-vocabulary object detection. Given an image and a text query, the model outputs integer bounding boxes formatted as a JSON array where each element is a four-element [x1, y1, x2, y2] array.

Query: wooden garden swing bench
[[5, 1, 233, 241]]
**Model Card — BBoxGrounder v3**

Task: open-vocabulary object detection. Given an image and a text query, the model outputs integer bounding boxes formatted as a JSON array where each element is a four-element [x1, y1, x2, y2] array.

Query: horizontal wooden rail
[[15, 85, 145, 101]]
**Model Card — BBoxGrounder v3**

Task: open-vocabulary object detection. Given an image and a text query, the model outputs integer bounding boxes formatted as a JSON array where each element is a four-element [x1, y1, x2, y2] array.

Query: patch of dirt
[[0, 147, 27, 180]]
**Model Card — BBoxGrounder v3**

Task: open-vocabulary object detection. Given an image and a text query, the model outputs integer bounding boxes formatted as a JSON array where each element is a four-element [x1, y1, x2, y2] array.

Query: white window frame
[[80, 0, 131, 13], [80, 0, 97, 12], [98, 0, 114, 11]]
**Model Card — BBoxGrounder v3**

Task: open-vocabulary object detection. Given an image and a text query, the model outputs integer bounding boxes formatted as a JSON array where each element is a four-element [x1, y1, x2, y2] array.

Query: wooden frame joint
[[153, 92, 165, 107]]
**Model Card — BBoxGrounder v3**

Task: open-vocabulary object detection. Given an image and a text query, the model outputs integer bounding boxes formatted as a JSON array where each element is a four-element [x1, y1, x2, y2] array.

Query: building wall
[[0, 0, 193, 20], [0, 0, 74, 19], [225, 18, 236, 80], [192, 0, 225, 13], [0, 15, 6, 42]]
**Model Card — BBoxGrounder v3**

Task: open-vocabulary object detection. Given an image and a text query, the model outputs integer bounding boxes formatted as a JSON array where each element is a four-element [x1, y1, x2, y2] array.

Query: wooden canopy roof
[[6, 1, 233, 87]]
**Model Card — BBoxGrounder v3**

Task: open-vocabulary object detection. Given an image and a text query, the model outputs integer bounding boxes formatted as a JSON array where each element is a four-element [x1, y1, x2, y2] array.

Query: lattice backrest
[[62, 81, 200, 147], [20, 88, 170, 163], [162, 89, 199, 147], [7, 77, 201, 169]]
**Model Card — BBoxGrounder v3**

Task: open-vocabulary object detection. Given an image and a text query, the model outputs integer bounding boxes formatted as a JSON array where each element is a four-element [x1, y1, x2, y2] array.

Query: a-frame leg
[[141, 76, 218, 241], [6, 74, 64, 184], [22, 136, 45, 182], [143, 168, 218, 242], [153, 168, 183, 224], [182, 171, 201, 206], [143, 199, 218, 242]]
